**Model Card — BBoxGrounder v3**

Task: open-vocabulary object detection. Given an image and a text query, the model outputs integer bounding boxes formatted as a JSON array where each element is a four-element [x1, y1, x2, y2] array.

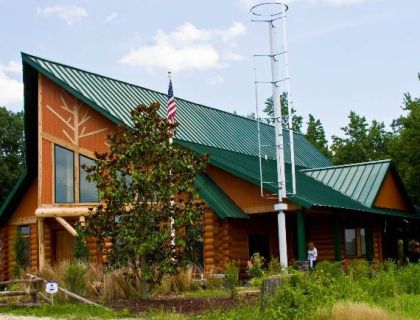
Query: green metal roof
[[179, 141, 417, 218], [195, 173, 249, 219], [302, 160, 391, 207], [21, 53, 331, 169]]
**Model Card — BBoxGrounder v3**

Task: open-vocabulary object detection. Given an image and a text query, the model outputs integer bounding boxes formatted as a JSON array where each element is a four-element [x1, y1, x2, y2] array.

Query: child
[[307, 241, 318, 269]]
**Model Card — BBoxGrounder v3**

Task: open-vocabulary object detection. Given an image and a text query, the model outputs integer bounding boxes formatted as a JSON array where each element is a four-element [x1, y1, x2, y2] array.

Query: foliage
[[305, 114, 330, 157], [263, 93, 303, 133], [246, 253, 264, 279], [331, 111, 393, 165], [82, 102, 208, 299], [223, 261, 239, 298], [73, 233, 89, 262], [0, 106, 25, 205], [267, 258, 282, 275], [155, 266, 200, 294], [389, 92, 420, 204], [12, 230, 28, 278], [62, 262, 88, 295]]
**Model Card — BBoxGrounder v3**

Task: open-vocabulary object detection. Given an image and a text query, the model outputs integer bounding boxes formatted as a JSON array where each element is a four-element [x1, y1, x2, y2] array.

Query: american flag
[[167, 79, 176, 123]]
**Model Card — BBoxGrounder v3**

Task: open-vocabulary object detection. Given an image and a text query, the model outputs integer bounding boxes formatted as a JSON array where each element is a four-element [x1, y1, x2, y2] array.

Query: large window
[[17, 225, 30, 269], [55, 145, 74, 203], [79, 155, 98, 203], [345, 227, 367, 257]]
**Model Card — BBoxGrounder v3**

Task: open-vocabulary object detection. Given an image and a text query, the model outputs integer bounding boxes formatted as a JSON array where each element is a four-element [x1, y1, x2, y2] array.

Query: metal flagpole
[[168, 71, 175, 248]]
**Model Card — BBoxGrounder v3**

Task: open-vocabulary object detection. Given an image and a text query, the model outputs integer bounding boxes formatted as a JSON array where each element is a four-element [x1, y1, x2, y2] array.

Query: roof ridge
[[300, 159, 392, 172], [21, 52, 305, 136]]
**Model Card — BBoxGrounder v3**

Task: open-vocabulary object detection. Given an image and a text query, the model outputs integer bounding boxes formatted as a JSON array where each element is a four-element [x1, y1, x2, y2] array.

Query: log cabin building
[[0, 53, 418, 279]]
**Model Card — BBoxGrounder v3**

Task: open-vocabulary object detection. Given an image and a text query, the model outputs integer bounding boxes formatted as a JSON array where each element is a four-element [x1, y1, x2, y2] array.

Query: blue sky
[[0, 0, 419, 137]]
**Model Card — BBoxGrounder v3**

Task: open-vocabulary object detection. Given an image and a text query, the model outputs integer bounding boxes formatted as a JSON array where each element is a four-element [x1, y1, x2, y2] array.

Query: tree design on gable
[[46, 95, 108, 146]]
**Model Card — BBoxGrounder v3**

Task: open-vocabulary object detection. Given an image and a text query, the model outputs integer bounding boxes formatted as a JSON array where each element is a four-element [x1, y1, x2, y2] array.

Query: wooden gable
[[374, 171, 410, 211]]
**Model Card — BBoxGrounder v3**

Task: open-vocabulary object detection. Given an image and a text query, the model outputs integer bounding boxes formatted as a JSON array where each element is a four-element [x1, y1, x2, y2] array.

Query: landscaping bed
[[108, 292, 259, 315]]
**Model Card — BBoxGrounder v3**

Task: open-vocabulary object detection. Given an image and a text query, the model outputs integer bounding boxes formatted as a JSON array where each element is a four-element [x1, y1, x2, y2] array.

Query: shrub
[[247, 253, 264, 279], [267, 257, 282, 275], [154, 266, 200, 294], [223, 261, 239, 298], [346, 259, 372, 280], [62, 261, 88, 295], [13, 231, 29, 278]]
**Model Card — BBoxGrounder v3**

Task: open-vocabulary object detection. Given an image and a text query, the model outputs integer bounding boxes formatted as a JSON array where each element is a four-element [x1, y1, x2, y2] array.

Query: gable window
[[79, 155, 98, 203], [345, 227, 366, 257], [55, 145, 74, 203], [17, 225, 30, 269]]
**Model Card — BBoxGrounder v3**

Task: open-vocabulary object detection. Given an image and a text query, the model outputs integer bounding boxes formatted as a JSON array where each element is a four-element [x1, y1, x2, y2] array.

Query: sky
[[0, 0, 419, 138]]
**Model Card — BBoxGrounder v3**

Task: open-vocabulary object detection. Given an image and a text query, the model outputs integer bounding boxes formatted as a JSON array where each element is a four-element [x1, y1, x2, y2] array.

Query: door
[[53, 230, 75, 264], [249, 234, 270, 261]]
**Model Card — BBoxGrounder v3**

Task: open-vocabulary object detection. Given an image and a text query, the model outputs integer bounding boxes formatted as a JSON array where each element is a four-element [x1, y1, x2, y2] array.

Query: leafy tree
[[389, 93, 420, 204], [73, 233, 89, 262], [82, 102, 207, 298], [330, 111, 393, 165], [305, 114, 330, 157], [0, 107, 24, 205], [263, 92, 303, 133]]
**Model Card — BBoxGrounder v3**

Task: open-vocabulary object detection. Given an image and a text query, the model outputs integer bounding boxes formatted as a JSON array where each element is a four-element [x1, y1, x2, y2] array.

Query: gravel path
[[0, 317, 53, 320]]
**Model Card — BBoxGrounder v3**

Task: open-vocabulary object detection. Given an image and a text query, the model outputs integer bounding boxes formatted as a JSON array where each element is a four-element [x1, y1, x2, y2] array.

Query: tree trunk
[[262, 275, 283, 296]]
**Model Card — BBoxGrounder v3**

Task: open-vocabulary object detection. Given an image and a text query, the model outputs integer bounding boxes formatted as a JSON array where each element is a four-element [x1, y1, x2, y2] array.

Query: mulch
[[108, 293, 259, 315]]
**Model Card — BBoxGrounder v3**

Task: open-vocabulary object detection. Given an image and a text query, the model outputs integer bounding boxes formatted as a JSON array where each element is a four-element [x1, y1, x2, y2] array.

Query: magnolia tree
[[82, 102, 207, 298]]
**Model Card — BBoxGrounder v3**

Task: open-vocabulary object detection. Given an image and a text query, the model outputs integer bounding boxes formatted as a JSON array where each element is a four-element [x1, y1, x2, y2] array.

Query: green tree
[[0, 107, 25, 205], [331, 111, 393, 165], [263, 92, 303, 133], [305, 114, 330, 157], [389, 93, 420, 204], [83, 102, 207, 299]]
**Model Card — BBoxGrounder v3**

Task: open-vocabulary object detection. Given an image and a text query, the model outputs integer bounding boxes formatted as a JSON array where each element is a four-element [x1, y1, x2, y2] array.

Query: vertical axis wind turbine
[[251, 2, 296, 267]]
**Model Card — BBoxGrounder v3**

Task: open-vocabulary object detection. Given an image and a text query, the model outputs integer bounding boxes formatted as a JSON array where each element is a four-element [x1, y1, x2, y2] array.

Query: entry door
[[249, 234, 270, 261], [53, 230, 75, 264]]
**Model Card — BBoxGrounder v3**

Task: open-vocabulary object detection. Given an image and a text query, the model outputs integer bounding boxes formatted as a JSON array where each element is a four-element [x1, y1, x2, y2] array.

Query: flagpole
[[168, 70, 175, 249]]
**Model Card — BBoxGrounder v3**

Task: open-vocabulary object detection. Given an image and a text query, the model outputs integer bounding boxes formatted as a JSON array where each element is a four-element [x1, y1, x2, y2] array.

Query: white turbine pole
[[281, 4, 296, 195], [269, 15, 288, 267]]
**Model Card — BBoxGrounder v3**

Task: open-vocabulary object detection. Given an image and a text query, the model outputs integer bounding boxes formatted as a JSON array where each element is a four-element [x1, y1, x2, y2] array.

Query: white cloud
[[105, 11, 118, 23], [0, 61, 20, 73], [240, 0, 375, 9], [223, 52, 245, 61], [0, 62, 23, 110], [37, 5, 88, 25], [208, 75, 225, 86], [120, 22, 246, 73]]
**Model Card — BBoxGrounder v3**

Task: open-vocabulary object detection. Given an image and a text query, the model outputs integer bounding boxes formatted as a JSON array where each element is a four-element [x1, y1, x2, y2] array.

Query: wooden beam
[[35, 207, 92, 218], [54, 217, 77, 237], [38, 218, 45, 271]]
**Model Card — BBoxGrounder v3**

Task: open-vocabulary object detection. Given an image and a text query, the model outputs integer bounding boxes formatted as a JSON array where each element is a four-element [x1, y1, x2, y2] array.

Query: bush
[[247, 253, 264, 279], [73, 234, 89, 262], [267, 258, 282, 275], [223, 261, 239, 298], [63, 261, 88, 295]]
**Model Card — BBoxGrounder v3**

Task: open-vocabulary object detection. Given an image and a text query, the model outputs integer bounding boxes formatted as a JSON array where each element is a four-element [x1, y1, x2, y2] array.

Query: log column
[[333, 214, 342, 261], [203, 209, 215, 273], [296, 210, 306, 261], [37, 218, 45, 271]]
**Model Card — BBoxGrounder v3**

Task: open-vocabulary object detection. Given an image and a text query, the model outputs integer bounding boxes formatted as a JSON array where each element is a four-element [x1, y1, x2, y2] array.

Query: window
[[17, 225, 30, 269], [345, 227, 367, 257], [249, 234, 270, 261], [55, 145, 74, 203], [79, 155, 98, 203]]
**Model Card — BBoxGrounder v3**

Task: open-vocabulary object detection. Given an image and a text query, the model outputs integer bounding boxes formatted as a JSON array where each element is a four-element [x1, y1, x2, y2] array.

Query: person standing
[[307, 242, 318, 269]]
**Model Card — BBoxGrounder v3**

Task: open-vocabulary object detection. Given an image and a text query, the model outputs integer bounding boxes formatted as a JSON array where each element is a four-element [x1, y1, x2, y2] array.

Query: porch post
[[333, 214, 342, 261], [37, 218, 45, 270], [296, 210, 306, 261]]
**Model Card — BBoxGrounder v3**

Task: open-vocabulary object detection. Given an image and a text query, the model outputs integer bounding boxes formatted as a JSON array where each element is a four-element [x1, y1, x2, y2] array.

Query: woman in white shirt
[[307, 241, 318, 269]]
